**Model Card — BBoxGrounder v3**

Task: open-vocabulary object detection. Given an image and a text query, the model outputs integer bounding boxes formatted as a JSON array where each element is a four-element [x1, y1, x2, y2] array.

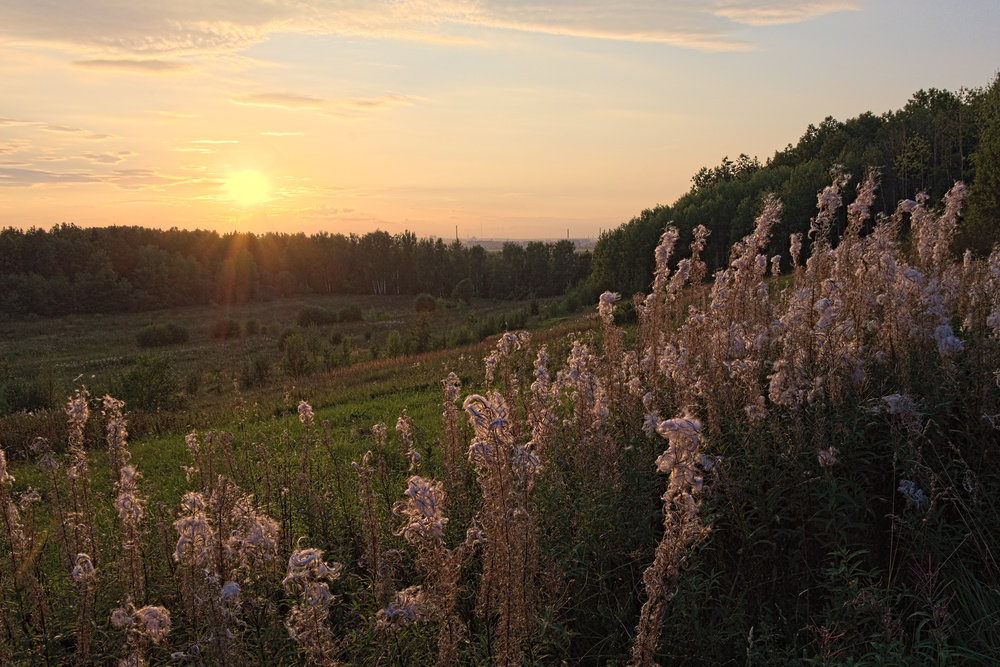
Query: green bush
[[116, 355, 183, 410], [282, 332, 311, 376], [386, 330, 404, 357], [239, 352, 270, 388], [244, 318, 261, 335], [136, 322, 189, 347], [297, 306, 337, 327], [209, 318, 242, 340], [415, 293, 436, 313], [452, 278, 475, 304], [338, 304, 363, 323]]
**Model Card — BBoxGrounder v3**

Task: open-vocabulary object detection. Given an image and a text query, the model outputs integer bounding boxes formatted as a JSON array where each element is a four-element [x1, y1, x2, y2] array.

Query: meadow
[[2, 171, 1000, 665]]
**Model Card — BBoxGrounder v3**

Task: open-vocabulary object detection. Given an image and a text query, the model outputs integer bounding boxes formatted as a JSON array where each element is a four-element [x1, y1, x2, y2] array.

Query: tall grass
[[1, 170, 998, 664]]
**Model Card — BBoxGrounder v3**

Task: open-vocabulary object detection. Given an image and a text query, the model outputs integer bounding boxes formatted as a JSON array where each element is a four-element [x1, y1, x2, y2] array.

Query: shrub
[[452, 278, 475, 304], [297, 306, 336, 327], [116, 355, 182, 410], [338, 304, 363, 323], [415, 293, 436, 313], [239, 352, 270, 388], [386, 330, 404, 357], [282, 332, 311, 376], [244, 318, 261, 335], [135, 322, 189, 348], [209, 318, 242, 340]]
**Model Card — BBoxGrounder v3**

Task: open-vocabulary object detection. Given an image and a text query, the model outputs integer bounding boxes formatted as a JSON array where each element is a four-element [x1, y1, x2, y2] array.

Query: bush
[[244, 318, 261, 335], [415, 293, 436, 313], [297, 306, 337, 327], [452, 278, 475, 304], [0, 374, 55, 414], [116, 355, 183, 410], [209, 318, 242, 340], [338, 304, 363, 323], [386, 330, 404, 357], [136, 322, 189, 347], [239, 352, 270, 388], [282, 332, 311, 376]]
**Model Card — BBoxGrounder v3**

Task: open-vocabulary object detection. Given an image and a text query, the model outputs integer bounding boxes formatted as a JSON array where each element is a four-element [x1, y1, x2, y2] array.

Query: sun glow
[[224, 170, 271, 206]]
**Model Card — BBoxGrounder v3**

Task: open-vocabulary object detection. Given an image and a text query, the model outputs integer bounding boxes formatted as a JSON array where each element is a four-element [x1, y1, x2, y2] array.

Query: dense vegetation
[[592, 73, 1000, 295], [2, 174, 998, 665], [0, 228, 590, 316]]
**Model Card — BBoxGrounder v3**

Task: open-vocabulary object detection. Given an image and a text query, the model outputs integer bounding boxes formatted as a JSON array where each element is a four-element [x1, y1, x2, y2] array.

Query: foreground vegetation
[[2, 169, 999, 664]]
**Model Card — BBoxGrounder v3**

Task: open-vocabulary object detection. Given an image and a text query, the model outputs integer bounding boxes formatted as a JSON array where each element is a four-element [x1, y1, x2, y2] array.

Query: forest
[[591, 73, 1000, 296], [0, 228, 590, 316], [4, 73, 999, 321]]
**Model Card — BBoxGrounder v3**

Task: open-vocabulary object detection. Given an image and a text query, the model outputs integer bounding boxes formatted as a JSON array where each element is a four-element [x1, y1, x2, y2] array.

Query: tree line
[[0, 226, 591, 316], [592, 73, 1000, 296]]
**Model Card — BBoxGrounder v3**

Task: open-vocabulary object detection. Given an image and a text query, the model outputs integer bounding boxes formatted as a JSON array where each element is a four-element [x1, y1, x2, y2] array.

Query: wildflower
[[297, 400, 314, 428], [395, 476, 448, 544], [899, 480, 928, 510], [933, 324, 964, 357], [72, 553, 96, 582], [376, 586, 424, 630], [817, 446, 840, 468], [598, 291, 621, 324]]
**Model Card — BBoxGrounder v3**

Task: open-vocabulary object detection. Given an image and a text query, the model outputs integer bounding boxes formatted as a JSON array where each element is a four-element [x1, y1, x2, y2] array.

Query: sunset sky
[[1, 1, 998, 240]]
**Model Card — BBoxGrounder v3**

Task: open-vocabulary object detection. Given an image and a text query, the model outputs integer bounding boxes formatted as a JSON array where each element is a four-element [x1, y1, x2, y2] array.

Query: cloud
[[232, 93, 326, 110], [713, 1, 859, 26], [187, 139, 239, 144], [233, 92, 416, 115], [82, 151, 134, 164], [0, 1, 859, 58], [0, 115, 111, 139], [73, 58, 192, 73], [0, 166, 101, 186]]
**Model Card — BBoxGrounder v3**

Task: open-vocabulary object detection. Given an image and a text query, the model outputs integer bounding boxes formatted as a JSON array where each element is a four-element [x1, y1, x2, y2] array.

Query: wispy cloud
[[73, 58, 192, 73], [713, 1, 859, 26], [0, 116, 111, 139], [0, 167, 101, 186], [82, 151, 135, 164], [233, 92, 417, 115], [0, 1, 858, 59], [233, 93, 326, 110]]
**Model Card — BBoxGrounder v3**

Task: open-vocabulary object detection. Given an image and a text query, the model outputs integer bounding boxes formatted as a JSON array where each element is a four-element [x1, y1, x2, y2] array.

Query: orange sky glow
[[1, 1, 998, 239]]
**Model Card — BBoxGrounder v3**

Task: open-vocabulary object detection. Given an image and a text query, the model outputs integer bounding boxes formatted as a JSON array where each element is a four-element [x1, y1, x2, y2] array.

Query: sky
[[0, 1, 998, 240]]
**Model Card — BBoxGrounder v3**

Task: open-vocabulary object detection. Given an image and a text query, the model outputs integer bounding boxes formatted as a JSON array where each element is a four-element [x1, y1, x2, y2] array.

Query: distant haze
[[1, 1, 997, 239]]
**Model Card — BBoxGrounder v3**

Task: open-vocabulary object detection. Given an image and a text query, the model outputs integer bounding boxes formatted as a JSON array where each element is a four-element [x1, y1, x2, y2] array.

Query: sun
[[224, 170, 271, 206]]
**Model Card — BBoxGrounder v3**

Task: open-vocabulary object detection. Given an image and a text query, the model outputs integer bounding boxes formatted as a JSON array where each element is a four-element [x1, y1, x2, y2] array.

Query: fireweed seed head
[[184, 431, 200, 456], [377, 586, 424, 630], [18, 487, 41, 510], [372, 421, 387, 448], [882, 393, 916, 416], [899, 480, 929, 510], [933, 324, 964, 357], [442, 372, 462, 403], [219, 580, 241, 602], [134, 605, 171, 644], [110, 605, 133, 629], [297, 401, 314, 428], [817, 446, 840, 468], [598, 291, 621, 323], [173, 514, 213, 564], [0, 448, 13, 486], [72, 553, 96, 582], [283, 544, 343, 591], [66, 389, 90, 425]]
